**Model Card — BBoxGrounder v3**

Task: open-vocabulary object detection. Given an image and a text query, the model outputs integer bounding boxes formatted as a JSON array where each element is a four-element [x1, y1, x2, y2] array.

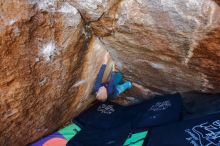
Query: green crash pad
[[123, 131, 148, 146]]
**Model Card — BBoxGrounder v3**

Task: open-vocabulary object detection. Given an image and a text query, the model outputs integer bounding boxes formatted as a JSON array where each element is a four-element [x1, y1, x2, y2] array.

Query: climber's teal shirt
[[93, 64, 132, 99]]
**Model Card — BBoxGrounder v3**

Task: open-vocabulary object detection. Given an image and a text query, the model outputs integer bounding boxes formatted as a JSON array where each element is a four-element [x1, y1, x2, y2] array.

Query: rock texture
[[0, 1, 110, 146], [69, 0, 118, 22], [90, 0, 220, 93], [1, 0, 220, 146]]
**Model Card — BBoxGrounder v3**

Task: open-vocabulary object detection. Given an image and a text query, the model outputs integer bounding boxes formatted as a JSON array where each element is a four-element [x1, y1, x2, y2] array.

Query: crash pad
[[146, 112, 220, 146], [31, 123, 81, 146], [67, 94, 182, 146], [123, 131, 148, 146]]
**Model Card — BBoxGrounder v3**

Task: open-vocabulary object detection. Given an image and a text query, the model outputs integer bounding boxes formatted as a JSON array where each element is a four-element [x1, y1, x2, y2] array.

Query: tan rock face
[[90, 0, 220, 93], [1, 0, 220, 145], [0, 1, 109, 146]]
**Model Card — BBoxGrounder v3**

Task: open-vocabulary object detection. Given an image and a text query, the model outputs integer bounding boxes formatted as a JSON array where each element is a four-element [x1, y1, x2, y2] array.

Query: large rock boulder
[[89, 0, 220, 93], [0, 1, 110, 145], [1, 0, 220, 145]]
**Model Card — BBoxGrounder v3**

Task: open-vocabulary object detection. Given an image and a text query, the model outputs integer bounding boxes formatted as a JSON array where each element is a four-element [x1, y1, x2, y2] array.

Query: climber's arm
[[107, 71, 115, 95], [93, 64, 107, 92], [93, 52, 110, 93]]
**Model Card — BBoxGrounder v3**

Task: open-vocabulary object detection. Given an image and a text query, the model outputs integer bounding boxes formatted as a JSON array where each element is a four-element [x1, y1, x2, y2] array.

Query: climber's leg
[[107, 72, 123, 99], [115, 81, 132, 96]]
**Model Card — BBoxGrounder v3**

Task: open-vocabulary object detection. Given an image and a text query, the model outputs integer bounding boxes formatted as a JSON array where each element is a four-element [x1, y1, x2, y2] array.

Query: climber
[[93, 52, 132, 102]]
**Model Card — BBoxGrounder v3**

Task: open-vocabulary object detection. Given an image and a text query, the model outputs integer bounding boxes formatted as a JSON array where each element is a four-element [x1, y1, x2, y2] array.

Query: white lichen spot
[[8, 19, 16, 25], [135, 59, 168, 71], [40, 41, 57, 62], [79, 0, 103, 10], [184, 47, 195, 64], [59, 2, 81, 27], [30, 0, 56, 12], [35, 57, 40, 62], [59, 2, 78, 14], [149, 62, 167, 70], [73, 80, 86, 87]]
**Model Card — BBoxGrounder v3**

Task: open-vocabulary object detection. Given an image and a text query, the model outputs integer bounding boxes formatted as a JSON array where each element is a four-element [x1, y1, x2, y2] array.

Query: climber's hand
[[103, 52, 110, 64]]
